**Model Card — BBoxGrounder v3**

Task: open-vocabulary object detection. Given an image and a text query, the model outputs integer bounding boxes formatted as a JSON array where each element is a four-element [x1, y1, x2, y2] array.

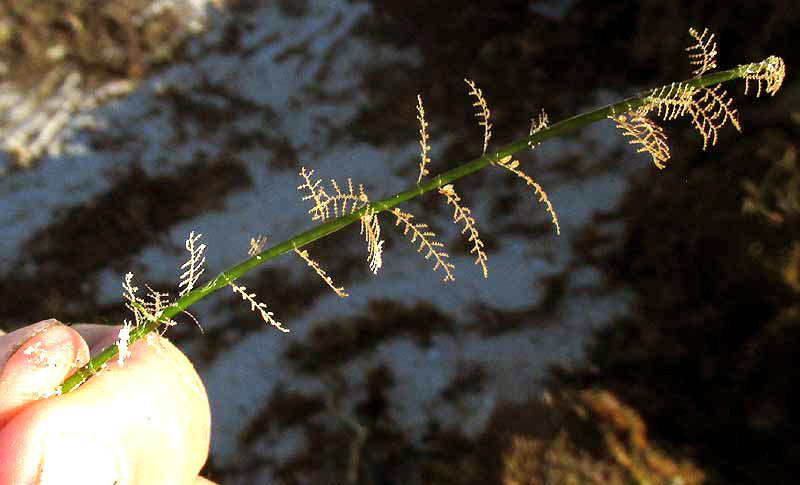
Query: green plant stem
[[57, 58, 774, 394]]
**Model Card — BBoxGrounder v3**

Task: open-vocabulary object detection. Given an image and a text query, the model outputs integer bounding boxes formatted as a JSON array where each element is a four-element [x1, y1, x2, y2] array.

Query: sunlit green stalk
[[57, 59, 776, 393]]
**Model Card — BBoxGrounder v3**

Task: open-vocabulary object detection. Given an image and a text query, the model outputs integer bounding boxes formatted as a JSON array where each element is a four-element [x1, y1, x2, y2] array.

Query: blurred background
[[0, 0, 797, 483]]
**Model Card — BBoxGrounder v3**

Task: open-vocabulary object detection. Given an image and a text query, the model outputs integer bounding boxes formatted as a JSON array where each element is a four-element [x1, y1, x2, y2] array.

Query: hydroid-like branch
[[144, 285, 173, 325], [249, 235, 268, 257], [643, 82, 739, 150], [361, 208, 384, 274], [438, 184, 488, 278], [391, 207, 455, 282], [57, 50, 786, 395], [297, 167, 328, 221], [465, 78, 492, 155], [229, 281, 289, 333], [416, 94, 431, 183], [116, 320, 133, 366], [643, 82, 698, 121], [123, 272, 161, 326], [528, 109, 549, 150], [298, 167, 383, 273], [687, 84, 741, 149], [743, 55, 785, 97], [295, 249, 348, 297], [119, 273, 178, 368], [641, 27, 767, 150], [297, 168, 369, 221], [331, 178, 365, 218], [610, 110, 671, 169], [179, 231, 206, 297], [497, 156, 560, 235], [687, 27, 717, 77]]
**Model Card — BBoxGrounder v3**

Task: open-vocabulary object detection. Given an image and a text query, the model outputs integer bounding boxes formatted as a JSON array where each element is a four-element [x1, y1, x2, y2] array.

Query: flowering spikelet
[[416, 94, 431, 183], [297, 167, 329, 221], [439, 184, 488, 278], [249, 235, 268, 257], [643, 82, 698, 121], [179, 231, 206, 296], [123, 272, 152, 326], [391, 207, 455, 282], [229, 280, 289, 333], [635, 27, 788, 151], [610, 110, 671, 169], [297, 167, 368, 221], [116, 319, 133, 366], [297, 167, 384, 274], [686, 27, 717, 77], [295, 248, 348, 297], [465, 78, 492, 155], [528, 109, 549, 150], [643, 81, 740, 150], [361, 207, 384, 274], [497, 156, 560, 235], [687, 84, 741, 149], [743, 55, 785, 97]]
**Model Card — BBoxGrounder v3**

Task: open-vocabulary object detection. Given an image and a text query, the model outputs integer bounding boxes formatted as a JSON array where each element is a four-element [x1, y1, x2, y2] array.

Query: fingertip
[[0, 319, 61, 369], [0, 324, 211, 484], [0, 324, 90, 425]]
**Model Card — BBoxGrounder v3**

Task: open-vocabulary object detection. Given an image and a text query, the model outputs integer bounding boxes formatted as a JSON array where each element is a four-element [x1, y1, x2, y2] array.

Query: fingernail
[[0, 320, 61, 371], [14, 325, 83, 392], [39, 432, 119, 485]]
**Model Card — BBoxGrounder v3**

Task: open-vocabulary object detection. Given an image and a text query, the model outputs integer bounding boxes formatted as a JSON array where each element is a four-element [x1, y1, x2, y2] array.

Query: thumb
[[0, 320, 89, 428], [0, 325, 211, 484]]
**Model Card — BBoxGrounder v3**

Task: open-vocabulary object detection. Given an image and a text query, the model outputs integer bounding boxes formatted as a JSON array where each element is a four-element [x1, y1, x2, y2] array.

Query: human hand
[[0, 319, 216, 484]]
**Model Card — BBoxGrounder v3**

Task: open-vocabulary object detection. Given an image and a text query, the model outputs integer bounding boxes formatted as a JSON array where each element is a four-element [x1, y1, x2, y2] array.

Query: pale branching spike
[[743, 56, 786, 97], [391, 208, 455, 282], [119, 274, 175, 362], [360, 208, 384, 274], [122, 272, 150, 327], [358, 185, 368, 204], [644, 80, 740, 151], [331, 179, 343, 217], [497, 156, 560, 235], [116, 320, 133, 367], [123, 272, 139, 305], [297, 167, 331, 221], [686, 27, 717, 77], [347, 179, 355, 211], [330, 178, 362, 217], [610, 112, 671, 170], [297, 167, 370, 223], [645, 82, 697, 121], [298, 168, 378, 273], [249, 235, 268, 257], [229, 282, 289, 332], [686, 85, 740, 150], [143, 284, 175, 326], [416, 94, 431, 183], [294, 249, 348, 297], [438, 184, 488, 278], [528, 109, 549, 149], [179, 231, 206, 297], [464, 78, 492, 155]]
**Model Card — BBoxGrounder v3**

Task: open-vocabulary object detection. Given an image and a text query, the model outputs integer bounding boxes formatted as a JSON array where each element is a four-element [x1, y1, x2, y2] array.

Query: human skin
[[0, 319, 217, 484]]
